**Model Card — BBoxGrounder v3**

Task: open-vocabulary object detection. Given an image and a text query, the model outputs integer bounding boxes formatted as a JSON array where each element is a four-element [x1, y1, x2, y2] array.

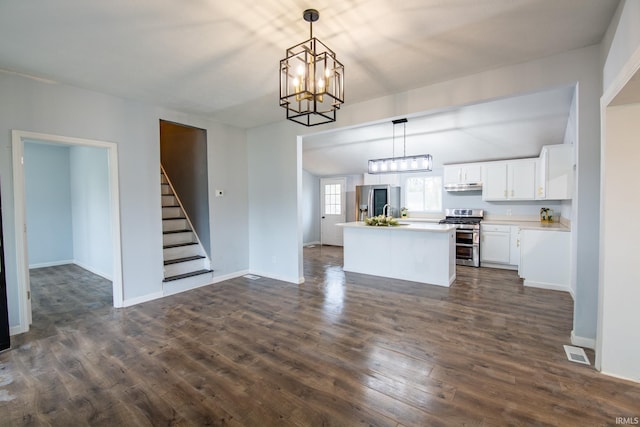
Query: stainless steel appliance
[[439, 208, 484, 267], [355, 185, 401, 220]]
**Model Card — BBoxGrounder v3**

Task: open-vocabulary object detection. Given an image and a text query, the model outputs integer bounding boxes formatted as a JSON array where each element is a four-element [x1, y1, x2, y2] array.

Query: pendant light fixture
[[279, 9, 344, 127], [368, 119, 433, 174]]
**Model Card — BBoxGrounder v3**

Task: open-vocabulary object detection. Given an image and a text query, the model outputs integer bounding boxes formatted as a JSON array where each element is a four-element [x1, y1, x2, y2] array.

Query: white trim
[[249, 270, 304, 285], [122, 291, 164, 307], [10, 130, 124, 336], [11, 131, 31, 331], [601, 44, 640, 106], [523, 279, 571, 294], [599, 370, 640, 385], [480, 262, 518, 271], [304, 241, 321, 247], [123, 270, 253, 305], [73, 260, 113, 281], [9, 324, 28, 336], [571, 330, 596, 350], [28, 260, 73, 269], [597, 42, 640, 373], [212, 270, 250, 283]]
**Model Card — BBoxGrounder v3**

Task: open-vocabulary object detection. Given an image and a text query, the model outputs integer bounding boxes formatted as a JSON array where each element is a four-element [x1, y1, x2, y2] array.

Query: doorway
[[11, 130, 123, 335], [320, 177, 346, 246], [159, 120, 210, 259]]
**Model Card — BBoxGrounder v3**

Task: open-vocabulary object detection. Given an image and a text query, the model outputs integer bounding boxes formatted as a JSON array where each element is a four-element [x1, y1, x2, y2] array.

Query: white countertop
[[482, 219, 571, 232], [338, 221, 455, 233]]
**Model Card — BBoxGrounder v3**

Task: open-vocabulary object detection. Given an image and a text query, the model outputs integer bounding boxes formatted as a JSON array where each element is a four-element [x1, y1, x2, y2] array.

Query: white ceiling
[[303, 85, 576, 175], [0, 1, 618, 176]]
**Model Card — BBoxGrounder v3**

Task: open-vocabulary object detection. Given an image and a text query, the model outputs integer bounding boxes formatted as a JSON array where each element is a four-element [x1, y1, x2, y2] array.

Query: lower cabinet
[[519, 229, 570, 292], [481, 224, 519, 269]]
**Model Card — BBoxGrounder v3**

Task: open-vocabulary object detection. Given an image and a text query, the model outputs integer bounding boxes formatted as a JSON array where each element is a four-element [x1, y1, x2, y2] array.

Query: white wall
[[302, 169, 320, 245], [24, 143, 73, 267], [598, 0, 640, 382], [247, 123, 301, 283], [248, 46, 602, 323], [599, 103, 640, 382], [602, 0, 640, 94], [0, 72, 249, 329], [70, 145, 112, 279]]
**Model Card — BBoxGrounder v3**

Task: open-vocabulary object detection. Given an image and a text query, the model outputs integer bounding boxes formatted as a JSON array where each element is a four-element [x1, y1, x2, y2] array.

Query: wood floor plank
[[1, 253, 639, 425]]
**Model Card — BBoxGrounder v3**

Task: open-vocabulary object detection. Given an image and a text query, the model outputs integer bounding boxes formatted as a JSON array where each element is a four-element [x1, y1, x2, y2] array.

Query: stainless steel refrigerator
[[355, 185, 401, 220]]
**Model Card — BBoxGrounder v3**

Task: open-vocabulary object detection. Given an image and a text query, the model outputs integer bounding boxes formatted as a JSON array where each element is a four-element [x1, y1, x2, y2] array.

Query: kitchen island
[[337, 221, 456, 287]]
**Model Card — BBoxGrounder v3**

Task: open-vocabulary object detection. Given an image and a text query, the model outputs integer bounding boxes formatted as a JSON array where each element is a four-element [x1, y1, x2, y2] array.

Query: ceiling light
[[279, 9, 345, 127], [368, 118, 433, 174]]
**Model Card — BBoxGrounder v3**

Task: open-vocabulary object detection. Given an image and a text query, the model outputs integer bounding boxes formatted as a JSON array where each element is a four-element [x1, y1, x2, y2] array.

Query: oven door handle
[[456, 243, 478, 247]]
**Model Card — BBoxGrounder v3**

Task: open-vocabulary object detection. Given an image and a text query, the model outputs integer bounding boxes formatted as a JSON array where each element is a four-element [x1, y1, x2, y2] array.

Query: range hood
[[444, 182, 483, 192]]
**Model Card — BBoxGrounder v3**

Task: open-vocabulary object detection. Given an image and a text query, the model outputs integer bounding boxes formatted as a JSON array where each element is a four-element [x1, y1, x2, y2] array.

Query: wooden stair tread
[[163, 229, 191, 235], [164, 255, 205, 266], [163, 269, 213, 282], [163, 242, 198, 249]]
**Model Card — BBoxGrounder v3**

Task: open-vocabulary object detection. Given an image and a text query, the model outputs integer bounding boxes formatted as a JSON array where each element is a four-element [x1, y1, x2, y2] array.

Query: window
[[324, 183, 342, 215], [404, 175, 442, 212]]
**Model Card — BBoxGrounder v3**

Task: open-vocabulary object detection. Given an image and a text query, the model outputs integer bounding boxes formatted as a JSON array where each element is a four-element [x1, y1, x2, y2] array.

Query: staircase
[[161, 167, 213, 282]]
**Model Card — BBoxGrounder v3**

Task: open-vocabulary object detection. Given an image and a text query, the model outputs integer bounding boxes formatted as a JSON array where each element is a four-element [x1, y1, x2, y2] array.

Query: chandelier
[[368, 119, 433, 174], [279, 9, 344, 127]]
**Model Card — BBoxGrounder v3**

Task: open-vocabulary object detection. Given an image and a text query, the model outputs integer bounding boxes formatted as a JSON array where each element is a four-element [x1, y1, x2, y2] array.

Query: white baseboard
[[480, 262, 518, 271], [599, 370, 640, 384], [122, 291, 164, 307], [212, 269, 250, 284], [304, 241, 321, 247], [73, 260, 113, 281], [10, 324, 29, 336], [571, 330, 596, 350], [122, 270, 252, 306], [163, 270, 252, 298], [524, 279, 571, 294], [29, 259, 73, 269], [249, 270, 303, 285]]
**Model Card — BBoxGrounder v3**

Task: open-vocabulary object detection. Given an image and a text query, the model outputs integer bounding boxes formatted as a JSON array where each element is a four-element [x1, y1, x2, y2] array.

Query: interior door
[[0, 177, 11, 351], [320, 177, 346, 246]]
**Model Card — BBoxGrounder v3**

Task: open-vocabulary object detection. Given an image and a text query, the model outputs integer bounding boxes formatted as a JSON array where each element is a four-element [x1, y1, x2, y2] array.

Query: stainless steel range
[[439, 208, 484, 267]]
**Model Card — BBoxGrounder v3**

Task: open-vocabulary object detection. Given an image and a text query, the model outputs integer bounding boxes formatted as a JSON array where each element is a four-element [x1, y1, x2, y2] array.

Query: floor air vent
[[563, 345, 591, 365], [243, 274, 261, 280]]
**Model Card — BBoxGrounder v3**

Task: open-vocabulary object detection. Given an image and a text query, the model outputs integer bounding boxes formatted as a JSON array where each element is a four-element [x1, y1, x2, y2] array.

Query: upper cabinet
[[443, 163, 482, 186], [536, 144, 574, 200], [482, 159, 536, 201]]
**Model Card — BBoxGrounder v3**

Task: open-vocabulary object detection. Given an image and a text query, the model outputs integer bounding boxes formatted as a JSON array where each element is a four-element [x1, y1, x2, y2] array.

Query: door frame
[[320, 177, 347, 246], [11, 130, 123, 335]]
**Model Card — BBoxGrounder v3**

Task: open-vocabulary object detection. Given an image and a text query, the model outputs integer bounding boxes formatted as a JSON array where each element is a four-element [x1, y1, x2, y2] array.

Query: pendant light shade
[[368, 119, 433, 174], [279, 9, 345, 126]]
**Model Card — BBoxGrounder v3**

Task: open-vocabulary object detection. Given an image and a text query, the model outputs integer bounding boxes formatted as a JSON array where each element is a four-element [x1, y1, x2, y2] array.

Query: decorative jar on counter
[[540, 207, 554, 223]]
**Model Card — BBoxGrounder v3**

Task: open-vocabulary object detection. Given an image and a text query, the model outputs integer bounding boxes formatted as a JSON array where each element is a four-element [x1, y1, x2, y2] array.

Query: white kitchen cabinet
[[481, 224, 511, 264], [482, 159, 536, 201], [519, 229, 570, 292], [443, 163, 482, 186], [363, 173, 400, 186], [536, 144, 574, 200], [509, 226, 520, 266]]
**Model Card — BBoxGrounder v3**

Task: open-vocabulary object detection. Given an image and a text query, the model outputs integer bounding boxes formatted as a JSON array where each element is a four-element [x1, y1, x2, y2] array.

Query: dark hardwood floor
[[1, 248, 638, 426]]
